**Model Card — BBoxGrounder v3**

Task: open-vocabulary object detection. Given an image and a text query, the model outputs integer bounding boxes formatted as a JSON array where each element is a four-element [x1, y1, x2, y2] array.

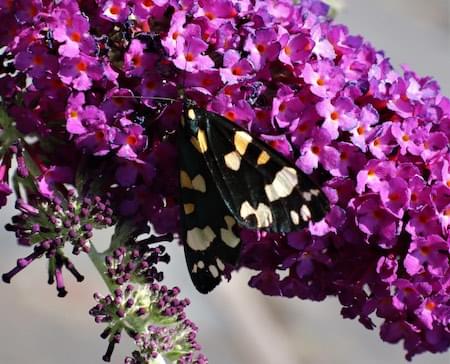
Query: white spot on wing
[[216, 258, 225, 271], [302, 191, 312, 201], [209, 265, 219, 278], [220, 226, 240, 248], [300, 205, 312, 221], [197, 260, 205, 269], [187, 226, 216, 251], [264, 167, 298, 202], [187, 109, 196, 120], [220, 215, 239, 248], [224, 151, 242, 171], [240, 201, 273, 228], [290, 210, 300, 225]]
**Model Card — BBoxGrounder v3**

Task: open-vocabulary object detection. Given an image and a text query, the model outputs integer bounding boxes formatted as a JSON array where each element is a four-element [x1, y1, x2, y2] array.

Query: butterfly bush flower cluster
[[0, 0, 449, 362]]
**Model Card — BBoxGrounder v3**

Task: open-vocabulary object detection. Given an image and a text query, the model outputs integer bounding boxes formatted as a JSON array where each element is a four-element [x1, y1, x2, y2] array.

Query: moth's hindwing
[[186, 105, 329, 233], [177, 116, 241, 293]]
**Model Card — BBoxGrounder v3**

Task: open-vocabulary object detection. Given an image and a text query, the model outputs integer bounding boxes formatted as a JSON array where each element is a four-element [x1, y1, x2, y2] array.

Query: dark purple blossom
[[3, 193, 114, 294]]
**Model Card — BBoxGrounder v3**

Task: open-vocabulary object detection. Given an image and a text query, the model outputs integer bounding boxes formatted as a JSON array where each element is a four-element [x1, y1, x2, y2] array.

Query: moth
[[178, 99, 329, 293]]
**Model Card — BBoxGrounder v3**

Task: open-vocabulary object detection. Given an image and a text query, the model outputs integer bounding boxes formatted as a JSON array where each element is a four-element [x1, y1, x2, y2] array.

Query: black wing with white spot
[[177, 116, 241, 293], [186, 105, 329, 233]]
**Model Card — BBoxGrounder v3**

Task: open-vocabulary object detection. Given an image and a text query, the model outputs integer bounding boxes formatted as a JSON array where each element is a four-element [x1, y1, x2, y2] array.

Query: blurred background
[[1, 1, 449, 363]]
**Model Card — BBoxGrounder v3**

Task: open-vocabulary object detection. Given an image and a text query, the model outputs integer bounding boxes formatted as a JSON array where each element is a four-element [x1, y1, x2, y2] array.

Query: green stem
[[88, 244, 117, 294]]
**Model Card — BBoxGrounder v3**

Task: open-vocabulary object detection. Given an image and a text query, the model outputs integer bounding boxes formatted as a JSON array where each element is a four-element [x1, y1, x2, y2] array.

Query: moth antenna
[[111, 95, 176, 103], [178, 34, 192, 102]]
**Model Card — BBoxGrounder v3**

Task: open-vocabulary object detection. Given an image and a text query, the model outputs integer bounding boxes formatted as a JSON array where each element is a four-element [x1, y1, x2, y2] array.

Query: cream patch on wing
[[186, 226, 216, 251], [234, 131, 252, 155], [240, 201, 273, 228], [191, 174, 206, 192], [264, 167, 298, 202], [216, 258, 225, 271], [209, 264, 219, 278], [220, 215, 239, 248], [183, 203, 195, 214], [224, 151, 242, 171]]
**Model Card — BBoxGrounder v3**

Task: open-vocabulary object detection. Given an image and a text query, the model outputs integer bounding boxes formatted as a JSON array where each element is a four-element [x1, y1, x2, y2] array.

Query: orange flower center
[[109, 5, 120, 15], [95, 130, 105, 141], [425, 301, 436, 311], [232, 66, 243, 76], [225, 110, 236, 121], [388, 192, 400, 202], [201, 77, 214, 87], [76, 61, 88, 72], [256, 110, 266, 120], [70, 32, 81, 42], [185, 52, 195, 62], [143, 0, 154, 7], [316, 78, 325, 86], [330, 111, 339, 121], [298, 123, 308, 132], [419, 246, 431, 256], [311, 146, 320, 155], [418, 214, 429, 224], [32, 55, 44, 65], [402, 134, 410, 142], [256, 44, 266, 53], [126, 135, 138, 145], [145, 80, 156, 90], [372, 209, 383, 219], [131, 55, 141, 67], [113, 98, 124, 106], [51, 79, 64, 88], [30, 5, 38, 17], [357, 126, 365, 135], [403, 287, 414, 295]]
